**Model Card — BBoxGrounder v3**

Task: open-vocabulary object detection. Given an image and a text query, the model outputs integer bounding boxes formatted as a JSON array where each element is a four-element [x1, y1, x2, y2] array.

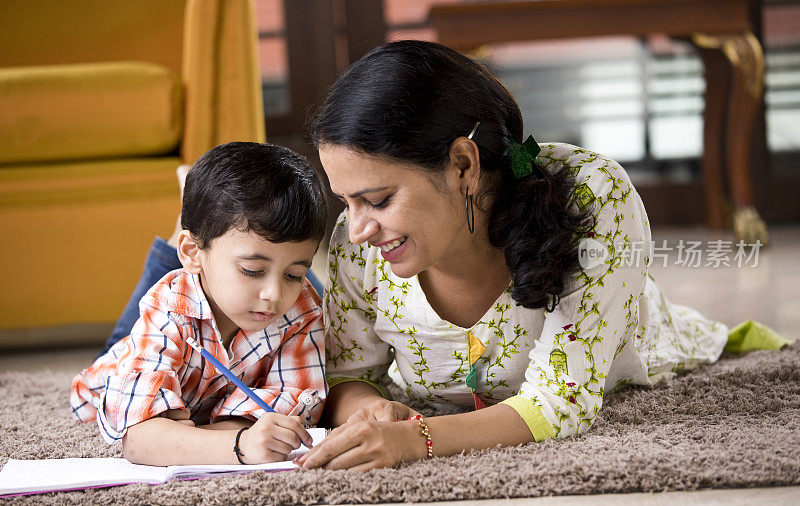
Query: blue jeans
[[99, 237, 325, 357], [98, 238, 182, 357]]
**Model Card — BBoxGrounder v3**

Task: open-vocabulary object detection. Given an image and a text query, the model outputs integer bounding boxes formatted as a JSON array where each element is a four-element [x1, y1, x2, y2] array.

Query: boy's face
[[180, 228, 319, 342]]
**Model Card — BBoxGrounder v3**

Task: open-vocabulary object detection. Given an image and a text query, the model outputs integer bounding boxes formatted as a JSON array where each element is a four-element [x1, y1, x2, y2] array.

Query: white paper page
[[0, 458, 167, 496], [166, 427, 327, 480]]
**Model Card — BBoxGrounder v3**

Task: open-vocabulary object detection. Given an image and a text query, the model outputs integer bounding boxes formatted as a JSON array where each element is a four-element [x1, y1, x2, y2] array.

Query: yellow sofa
[[0, 0, 266, 348]]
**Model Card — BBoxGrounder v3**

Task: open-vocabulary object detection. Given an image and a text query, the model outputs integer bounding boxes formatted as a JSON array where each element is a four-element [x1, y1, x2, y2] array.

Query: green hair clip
[[508, 135, 543, 179]]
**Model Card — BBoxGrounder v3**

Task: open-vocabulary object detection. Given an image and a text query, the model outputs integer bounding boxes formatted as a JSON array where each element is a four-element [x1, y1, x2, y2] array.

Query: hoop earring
[[544, 294, 559, 313], [465, 191, 475, 234]]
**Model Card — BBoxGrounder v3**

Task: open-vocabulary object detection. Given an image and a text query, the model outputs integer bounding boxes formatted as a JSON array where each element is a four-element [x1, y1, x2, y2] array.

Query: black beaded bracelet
[[234, 427, 248, 465]]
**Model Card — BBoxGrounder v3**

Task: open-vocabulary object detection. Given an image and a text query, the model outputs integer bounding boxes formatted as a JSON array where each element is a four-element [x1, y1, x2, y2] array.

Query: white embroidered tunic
[[323, 143, 729, 440]]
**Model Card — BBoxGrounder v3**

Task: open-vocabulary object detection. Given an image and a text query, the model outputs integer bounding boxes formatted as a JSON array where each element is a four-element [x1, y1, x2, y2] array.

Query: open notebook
[[0, 427, 326, 497]]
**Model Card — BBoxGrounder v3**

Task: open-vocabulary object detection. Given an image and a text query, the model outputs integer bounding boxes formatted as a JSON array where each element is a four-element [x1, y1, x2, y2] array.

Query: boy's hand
[[239, 413, 313, 464], [158, 408, 194, 426]]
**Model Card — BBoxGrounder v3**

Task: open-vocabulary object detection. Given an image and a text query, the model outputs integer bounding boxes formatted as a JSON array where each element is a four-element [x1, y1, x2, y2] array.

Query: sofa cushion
[[0, 156, 181, 331], [0, 61, 182, 164]]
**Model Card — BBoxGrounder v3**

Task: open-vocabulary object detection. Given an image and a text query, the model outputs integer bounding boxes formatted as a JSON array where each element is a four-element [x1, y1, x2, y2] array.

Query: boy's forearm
[[123, 417, 242, 466], [321, 380, 385, 427], [202, 417, 253, 431]]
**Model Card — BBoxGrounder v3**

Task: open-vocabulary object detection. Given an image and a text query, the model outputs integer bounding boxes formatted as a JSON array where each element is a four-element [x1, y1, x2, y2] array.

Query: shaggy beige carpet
[[1, 346, 799, 505]]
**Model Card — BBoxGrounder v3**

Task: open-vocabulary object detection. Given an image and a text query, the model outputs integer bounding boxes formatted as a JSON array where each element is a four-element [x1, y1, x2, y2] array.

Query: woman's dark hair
[[310, 40, 588, 310], [181, 142, 327, 249]]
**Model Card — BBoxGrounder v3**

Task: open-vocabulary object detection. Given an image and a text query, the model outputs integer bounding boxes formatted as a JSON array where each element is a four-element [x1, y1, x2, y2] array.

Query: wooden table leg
[[694, 40, 730, 231], [692, 31, 769, 245]]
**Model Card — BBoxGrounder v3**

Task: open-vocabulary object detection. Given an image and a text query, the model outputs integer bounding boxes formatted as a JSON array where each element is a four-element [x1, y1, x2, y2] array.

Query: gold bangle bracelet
[[408, 414, 433, 459]]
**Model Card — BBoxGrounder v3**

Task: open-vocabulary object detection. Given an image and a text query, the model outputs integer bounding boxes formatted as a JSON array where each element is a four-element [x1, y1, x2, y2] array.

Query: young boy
[[70, 142, 328, 466]]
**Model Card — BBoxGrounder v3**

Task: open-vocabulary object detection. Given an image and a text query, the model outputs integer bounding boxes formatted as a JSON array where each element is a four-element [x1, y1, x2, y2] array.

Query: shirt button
[[299, 391, 316, 406]]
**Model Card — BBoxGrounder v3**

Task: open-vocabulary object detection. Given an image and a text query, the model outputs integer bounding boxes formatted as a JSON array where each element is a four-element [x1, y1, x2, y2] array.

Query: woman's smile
[[377, 236, 408, 261]]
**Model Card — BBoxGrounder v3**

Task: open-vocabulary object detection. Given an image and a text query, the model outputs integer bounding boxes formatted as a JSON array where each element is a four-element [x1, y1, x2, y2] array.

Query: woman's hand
[[345, 398, 420, 424], [296, 419, 424, 471], [239, 413, 313, 464]]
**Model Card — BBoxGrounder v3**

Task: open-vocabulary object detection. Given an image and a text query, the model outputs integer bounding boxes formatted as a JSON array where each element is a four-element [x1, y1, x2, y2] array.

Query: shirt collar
[[164, 269, 214, 320], [159, 270, 317, 360], [164, 269, 284, 350]]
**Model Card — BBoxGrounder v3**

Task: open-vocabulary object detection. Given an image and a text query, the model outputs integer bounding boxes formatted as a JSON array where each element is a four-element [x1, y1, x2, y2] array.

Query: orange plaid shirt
[[70, 269, 326, 444]]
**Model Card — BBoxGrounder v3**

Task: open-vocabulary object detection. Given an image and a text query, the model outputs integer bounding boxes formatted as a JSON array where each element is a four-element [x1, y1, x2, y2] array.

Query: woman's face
[[319, 144, 468, 279]]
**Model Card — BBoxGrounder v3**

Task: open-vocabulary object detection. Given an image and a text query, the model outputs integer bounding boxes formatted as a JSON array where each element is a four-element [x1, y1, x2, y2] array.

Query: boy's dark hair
[[181, 142, 328, 249], [310, 40, 587, 311]]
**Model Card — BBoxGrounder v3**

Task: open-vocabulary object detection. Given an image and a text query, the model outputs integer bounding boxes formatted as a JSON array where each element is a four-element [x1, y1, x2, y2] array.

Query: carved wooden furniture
[[430, 0, 769, 244]]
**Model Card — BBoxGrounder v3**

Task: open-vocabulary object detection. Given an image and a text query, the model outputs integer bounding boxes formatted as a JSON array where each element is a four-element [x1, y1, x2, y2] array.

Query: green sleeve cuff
[[327, 376, 391, 400], [725, 320, 792, 353], [501, 395, 556, 442]]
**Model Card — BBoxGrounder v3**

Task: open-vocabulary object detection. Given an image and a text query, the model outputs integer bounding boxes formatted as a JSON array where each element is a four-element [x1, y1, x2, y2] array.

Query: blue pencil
[[185, 336, 275, 413]]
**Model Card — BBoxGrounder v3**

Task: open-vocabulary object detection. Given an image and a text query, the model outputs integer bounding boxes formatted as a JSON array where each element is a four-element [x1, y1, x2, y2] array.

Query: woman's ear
[[176, 230, 203, 274], [448, 136, 481, 194]]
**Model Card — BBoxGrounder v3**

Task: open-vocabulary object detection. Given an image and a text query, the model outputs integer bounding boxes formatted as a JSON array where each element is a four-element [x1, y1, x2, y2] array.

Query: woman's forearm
[[123, 417, 242, 465], [321, 380, 386, 427], [412, 403, 533, 459], [298, 400, 536, 470]]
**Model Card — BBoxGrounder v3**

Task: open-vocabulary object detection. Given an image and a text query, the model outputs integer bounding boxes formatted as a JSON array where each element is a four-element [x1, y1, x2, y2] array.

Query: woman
[[102, 40, 780, 472], [292, 40, 736, 471]]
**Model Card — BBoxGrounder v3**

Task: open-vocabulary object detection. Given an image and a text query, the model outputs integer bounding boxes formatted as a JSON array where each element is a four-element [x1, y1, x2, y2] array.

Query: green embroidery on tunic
[[549, 349, 568, 376], [573, 183, 596, 211]]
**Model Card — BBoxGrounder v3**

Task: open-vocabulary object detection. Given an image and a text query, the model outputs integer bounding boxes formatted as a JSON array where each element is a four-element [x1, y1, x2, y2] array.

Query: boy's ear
[[176, 230, 203, 274]]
